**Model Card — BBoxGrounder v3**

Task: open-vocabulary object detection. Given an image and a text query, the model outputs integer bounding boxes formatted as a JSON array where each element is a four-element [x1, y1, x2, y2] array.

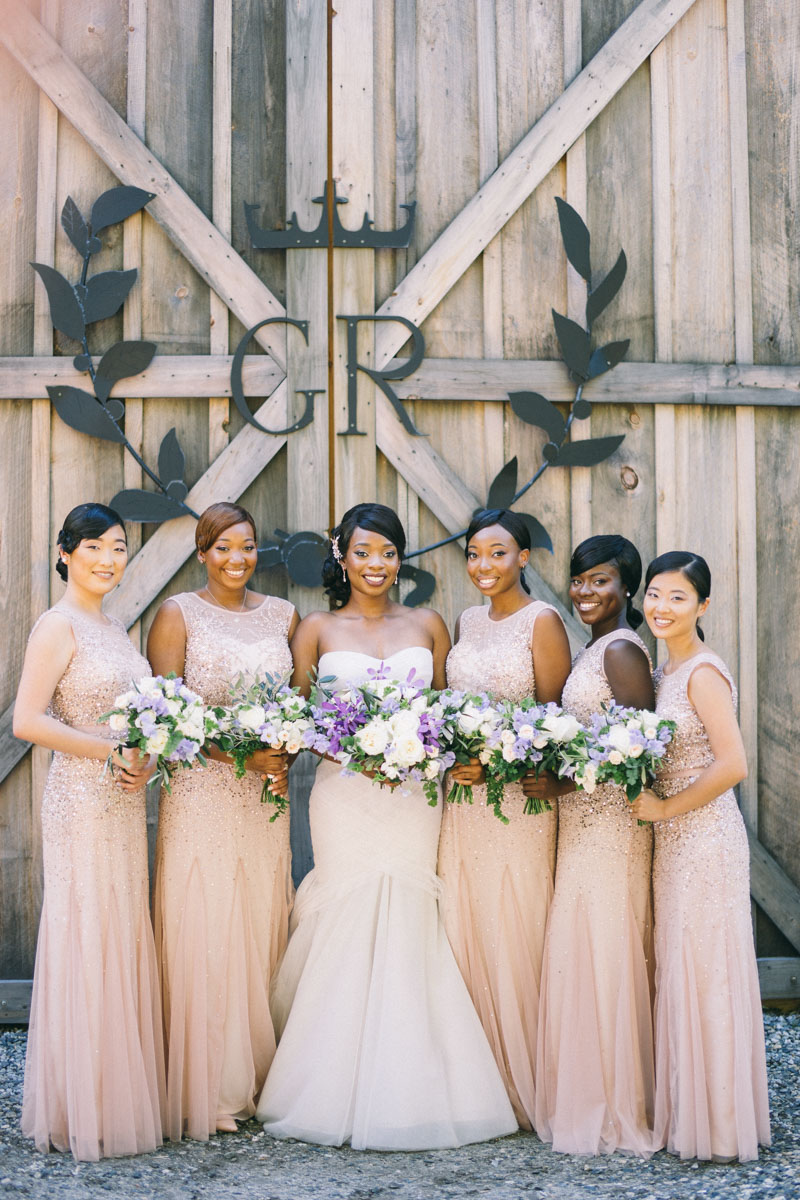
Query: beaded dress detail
[[257, 648, 517, 1150], [438, 601, 559, 1129], [535, 628, 655, 1156], [650, 651, 770, 1161], [152, 592, 294, 1141], [21, 608, 166, 1161]]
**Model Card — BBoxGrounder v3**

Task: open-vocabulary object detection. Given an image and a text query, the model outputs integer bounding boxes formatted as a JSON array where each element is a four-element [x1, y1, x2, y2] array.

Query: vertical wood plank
[[29, 0, 60, 939], [332, 0, 376, 515], [651, 37, 675, 666], [726, 0, 757, 834], [209, 0, 232, 463], [123, 0, 147, 655], [285, 0, 328, 615]]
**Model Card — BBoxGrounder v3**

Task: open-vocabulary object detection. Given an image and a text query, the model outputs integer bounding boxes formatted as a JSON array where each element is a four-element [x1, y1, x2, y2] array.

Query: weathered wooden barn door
[[1, 0, 799, 1020]]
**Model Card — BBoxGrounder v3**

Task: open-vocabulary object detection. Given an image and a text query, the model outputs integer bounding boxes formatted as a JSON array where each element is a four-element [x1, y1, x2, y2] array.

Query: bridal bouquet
[[211, 673, 316, 817], [577, 705, 677, 806], [483, 700, 588, 819], [435, 689, 504, 808], [101, 673, 217, 792], [311, 665, 455, 804]]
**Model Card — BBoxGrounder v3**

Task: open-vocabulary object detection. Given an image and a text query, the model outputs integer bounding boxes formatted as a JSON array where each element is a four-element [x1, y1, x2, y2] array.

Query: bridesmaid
[[437, 508, 571, 1128], [14, 502, 165, 1160], [632, 551, 770, 1160], [533, 535, 657, 1156], [147, 501, 298, 1140]]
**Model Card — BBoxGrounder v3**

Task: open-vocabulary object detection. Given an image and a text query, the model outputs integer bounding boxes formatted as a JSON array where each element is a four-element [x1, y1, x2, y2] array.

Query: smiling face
[[465, 524, 529, 598], [60, 525, 128, 596], [643, 569, 709, 641], [344, 526, 400, 596], [200, 521, 258, 592], [569, 560, 627, 630]]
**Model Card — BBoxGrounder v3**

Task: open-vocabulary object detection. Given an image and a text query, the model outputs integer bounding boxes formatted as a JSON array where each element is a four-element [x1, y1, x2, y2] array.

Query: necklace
[[202, 586, 249, 613]]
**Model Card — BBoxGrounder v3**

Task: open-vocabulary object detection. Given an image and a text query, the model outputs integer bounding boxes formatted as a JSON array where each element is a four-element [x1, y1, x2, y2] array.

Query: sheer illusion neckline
[[192, 591, 269, 615]]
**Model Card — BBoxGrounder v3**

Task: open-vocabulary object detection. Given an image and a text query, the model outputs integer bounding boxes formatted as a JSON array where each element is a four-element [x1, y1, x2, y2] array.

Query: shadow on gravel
[[1, 1015, 798, 1200]]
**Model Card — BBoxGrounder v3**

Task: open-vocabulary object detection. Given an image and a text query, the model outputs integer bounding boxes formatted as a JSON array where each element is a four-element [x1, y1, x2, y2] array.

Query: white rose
[[500, 730, 515, 746], [163, 697, 182, 718], [640, 710, 659, 728], [644, 727, 657, 741], [502, 745, 516, 763], [389, 733, 425, 767], [391, 709, 421, 737], [109, 712, 128, 732], [145, 727, 169, 756], [410, 695, 428, 714], [542, 713, 582, 742], [629, 743, 644, 758], [478, 748, 492, 765], [285, 737, 303, 755], [608, 749, 624, 765], [518, 723, 535, 739], [457, 712, 482, 735], [532, 735, 550, 750], [607, 725, 633, 754], [137, 677, 162, 698], [424, 759, 441, 781], [114, 690, 137, 708], [356, 721, 391, 756], [237, 705, 267, 732]]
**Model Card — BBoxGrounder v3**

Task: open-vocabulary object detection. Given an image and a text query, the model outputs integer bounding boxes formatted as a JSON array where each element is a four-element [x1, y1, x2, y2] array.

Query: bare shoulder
[[534, 606, 567, 632], [687, 660, 734, 704], [149, 596, 186, 635], [604, 637, 650, 668], [409, 605, 449, 642], [28, 609, 76, 652]]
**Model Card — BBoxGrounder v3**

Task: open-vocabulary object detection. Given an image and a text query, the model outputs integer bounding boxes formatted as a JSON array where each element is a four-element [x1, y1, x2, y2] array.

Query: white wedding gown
[[256, 648, 517, 1149]]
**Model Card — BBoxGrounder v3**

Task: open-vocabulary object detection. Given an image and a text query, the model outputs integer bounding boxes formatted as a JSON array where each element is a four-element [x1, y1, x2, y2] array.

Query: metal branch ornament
[[404, 197, 630, 568], [32, 186, 198, 524]]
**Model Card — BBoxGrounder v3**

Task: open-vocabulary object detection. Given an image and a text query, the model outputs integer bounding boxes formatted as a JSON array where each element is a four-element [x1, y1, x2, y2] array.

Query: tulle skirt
[[256, 760, 517, 1149]]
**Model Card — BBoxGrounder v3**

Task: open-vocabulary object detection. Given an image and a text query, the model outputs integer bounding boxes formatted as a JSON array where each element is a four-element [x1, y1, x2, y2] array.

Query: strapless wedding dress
[[256, 647, 517, 1149]]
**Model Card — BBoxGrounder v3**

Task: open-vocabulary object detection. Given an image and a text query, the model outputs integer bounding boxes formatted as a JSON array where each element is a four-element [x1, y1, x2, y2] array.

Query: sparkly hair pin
[[331, 534, 346, 579]]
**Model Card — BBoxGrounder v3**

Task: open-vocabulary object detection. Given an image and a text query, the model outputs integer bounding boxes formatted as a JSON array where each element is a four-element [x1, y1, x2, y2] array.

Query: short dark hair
[[571, 534, 644, 629], [464, 508, 532, 594], [645, 551, 711, 640], [56, 502, 127, 582], [323, 503, 407, 609]]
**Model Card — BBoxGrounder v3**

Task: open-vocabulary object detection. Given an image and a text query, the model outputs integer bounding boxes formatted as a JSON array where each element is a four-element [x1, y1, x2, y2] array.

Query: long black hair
[[55, 502, 126, 582], [644, 550, 711, 641], [570, 534, 644, 629], [322, 502, 407, 610], [464, 508, 532, 594]]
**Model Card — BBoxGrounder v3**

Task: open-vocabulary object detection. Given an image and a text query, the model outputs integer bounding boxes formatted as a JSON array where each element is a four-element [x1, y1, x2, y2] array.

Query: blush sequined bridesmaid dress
[[152, 592, 295, 1140], [21, 609, 166, 1161], [437, 601, 560, 1129], [651, 651, 770, 1161], [535, 628, 656, 1156]]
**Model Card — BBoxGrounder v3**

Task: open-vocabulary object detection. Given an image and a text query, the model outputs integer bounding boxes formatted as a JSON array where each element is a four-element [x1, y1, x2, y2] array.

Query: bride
[[256, 503, 517, 1150]]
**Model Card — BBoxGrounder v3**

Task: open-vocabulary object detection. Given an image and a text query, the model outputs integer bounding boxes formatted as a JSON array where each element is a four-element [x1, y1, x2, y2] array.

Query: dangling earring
[[331, 534, 347, 581]]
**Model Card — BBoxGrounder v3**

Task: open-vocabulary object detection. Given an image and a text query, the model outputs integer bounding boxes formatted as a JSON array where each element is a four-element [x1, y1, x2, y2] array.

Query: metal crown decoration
[[245, 181, 416, 249]]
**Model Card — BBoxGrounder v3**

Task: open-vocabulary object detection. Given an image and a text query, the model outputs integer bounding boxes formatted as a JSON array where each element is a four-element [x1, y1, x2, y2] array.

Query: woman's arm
[[632, 664, 746, 822], [290, 612, 323, 698], [531, 609, 572, 704], [146, 598, 187, 677], [13, 613, 150, 790], [603, 640, 655, 710], [426, 610, 452, 691]]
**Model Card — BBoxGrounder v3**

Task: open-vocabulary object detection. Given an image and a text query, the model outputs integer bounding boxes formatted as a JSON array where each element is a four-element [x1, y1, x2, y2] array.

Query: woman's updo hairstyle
[[570, 534, 644, 629], [644, 550, 711, 641], [323, 503, 407, 610], [195, 502, 257, 554], [464, 508, 533, 594], [55, 502, 126, 582]]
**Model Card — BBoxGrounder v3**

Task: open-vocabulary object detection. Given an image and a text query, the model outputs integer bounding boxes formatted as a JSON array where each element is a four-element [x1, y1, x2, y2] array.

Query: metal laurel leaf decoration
[[403, 198, 630, 599], [33, 185, 201, 524]]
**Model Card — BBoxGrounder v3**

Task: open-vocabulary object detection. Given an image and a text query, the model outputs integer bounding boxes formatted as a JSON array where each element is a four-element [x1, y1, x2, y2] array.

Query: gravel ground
[[1, 1015, 798, 1200]]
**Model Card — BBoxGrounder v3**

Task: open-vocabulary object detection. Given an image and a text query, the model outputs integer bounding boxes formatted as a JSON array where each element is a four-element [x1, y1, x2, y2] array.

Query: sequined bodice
[[173, 592, 295, 706], [654, 651, 737, 778], [561, 628, 651, 724], [45, 607, 150, 727], [446, 602, 555, 702]]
